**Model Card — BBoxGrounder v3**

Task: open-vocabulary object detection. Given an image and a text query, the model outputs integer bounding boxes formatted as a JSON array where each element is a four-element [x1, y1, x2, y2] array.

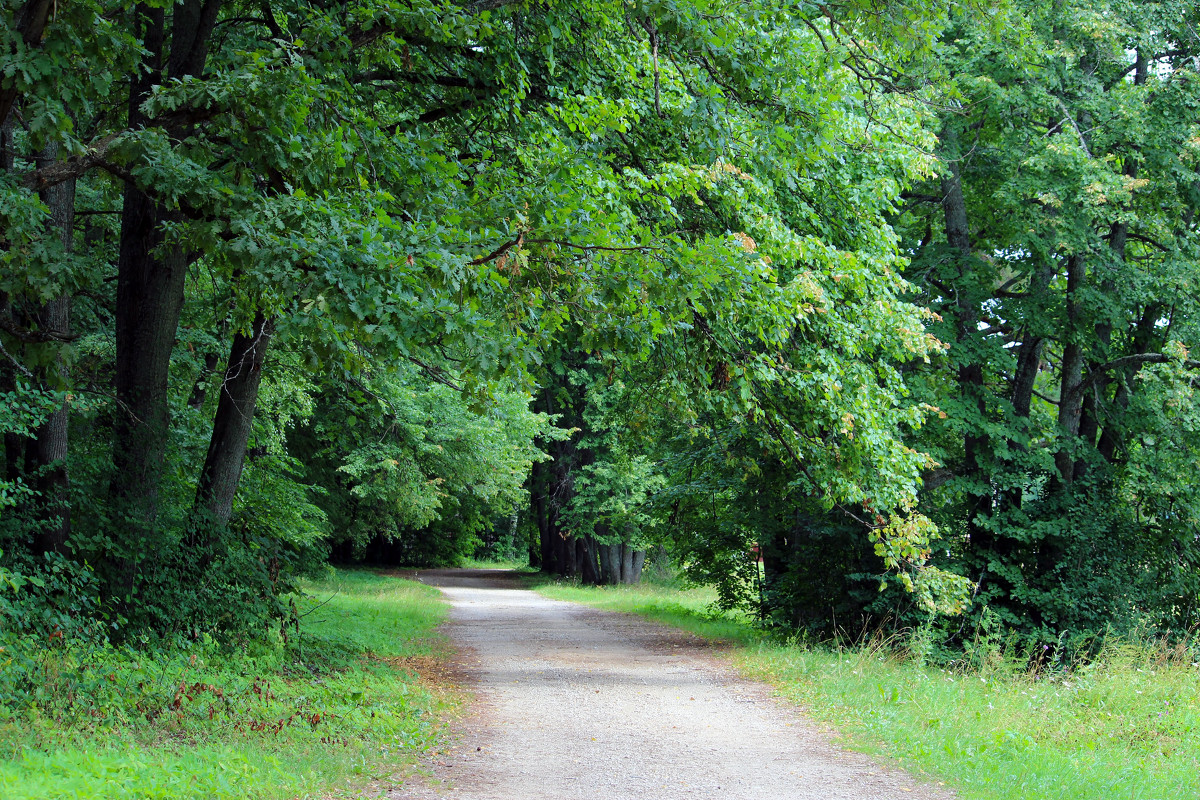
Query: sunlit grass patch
[[0, 569, 456, 800], [530, 577, 757, 644], [740, 638, 1200, 799], [457, 556, 540, 572]]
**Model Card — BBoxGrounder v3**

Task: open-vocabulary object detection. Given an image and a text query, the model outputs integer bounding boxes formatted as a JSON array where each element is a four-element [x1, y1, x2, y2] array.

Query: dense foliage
[[2, 0, 1199, 656]]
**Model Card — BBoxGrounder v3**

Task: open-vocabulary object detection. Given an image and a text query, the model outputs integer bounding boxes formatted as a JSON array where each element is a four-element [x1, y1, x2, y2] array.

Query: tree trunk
[[109, 1, 221, 546], [1091, 54, 1147, 468], [29, 141, 75, 553], [1055, 255, 1086, 486], [629, 548, 646, 584], [531, 459, 553, 571], [111, 193, 189, 529], [193, 313, 275, 527], [579, 536, 600, 585], [557, 528, 573, 578], [940, 124, 991, 544], [617, 541, 632, 584], [109, 4, 170, 542], [598, 539, 620, 585], [1009, 263, 1054, 422]]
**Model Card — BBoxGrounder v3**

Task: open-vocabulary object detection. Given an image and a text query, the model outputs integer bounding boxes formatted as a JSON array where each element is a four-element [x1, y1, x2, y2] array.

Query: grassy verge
[[529, 577, 758, 644], [532, 578, 1200, 799], [0, 569, 456, 800], [456, 556, 538, 572]]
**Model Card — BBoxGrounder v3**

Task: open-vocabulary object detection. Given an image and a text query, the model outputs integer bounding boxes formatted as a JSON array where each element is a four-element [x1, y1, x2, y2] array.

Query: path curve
[[391, 569, 953, 800]]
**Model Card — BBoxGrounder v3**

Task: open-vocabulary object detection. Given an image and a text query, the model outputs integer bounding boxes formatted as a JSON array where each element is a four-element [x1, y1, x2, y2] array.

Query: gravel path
[[390, 569, 954, 800]]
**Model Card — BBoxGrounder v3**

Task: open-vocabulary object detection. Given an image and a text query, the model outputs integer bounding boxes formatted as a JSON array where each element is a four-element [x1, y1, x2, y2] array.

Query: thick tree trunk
[[555, 527, 573, 577], [109, 4, 170, 540], [111, 194, 188, 528], [110, 1, 221, 542], [578, 536, 600, 585], [1090, 53, 1146, 468], [598, 539, 620, 584], [1010, 336, 1044, 419], [531, 459, 553, 571], [619, 542, 634, 584], [941, 125, 991, 543], [628, 548, 646, 584], [193, 313, 275, 526], [1009, 264, 1054, 421], [1055, 255, 1086, 486], [29, 141, 76, 553]]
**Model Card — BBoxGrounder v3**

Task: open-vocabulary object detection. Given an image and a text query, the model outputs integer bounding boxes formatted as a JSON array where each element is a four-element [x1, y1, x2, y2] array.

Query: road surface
[[389, 569, 953, 800]]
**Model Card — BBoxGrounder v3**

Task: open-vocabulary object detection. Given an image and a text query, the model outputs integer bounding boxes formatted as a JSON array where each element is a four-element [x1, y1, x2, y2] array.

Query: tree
[[897, 0, 1200, 641]]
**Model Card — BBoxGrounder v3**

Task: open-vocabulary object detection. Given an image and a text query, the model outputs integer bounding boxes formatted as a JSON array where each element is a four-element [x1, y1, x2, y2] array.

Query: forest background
[[4, 0, 1200, 671]]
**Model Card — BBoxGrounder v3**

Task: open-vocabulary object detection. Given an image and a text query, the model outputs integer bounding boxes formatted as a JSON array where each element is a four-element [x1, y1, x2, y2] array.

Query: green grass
[[0, 569, 456, 800], [533, 578, 1200, 800], [456, 556, 539, 572], [529, 576, 758, 644]]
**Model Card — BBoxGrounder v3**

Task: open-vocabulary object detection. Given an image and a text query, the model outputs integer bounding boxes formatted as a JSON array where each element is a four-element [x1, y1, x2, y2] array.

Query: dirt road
[[391, 569, 954, 800]]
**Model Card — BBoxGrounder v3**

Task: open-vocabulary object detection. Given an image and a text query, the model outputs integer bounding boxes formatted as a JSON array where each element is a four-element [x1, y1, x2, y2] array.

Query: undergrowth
[[0, 569, 455, 800], [534, 577, 1200, 800]]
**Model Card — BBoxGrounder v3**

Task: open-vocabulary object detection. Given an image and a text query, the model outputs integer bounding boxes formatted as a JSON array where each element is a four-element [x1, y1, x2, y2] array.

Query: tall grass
[[531, 577, 758, 644], [534, 578, 1200, 799], [0, 569, 455, 800]]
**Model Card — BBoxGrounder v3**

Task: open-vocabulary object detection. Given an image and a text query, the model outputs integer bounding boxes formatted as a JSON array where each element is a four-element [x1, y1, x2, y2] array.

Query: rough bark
[[30, 140, 75, 552], [1055, 255, 1086, 486], [532, 458, 553, 571], [110, 1, 220, 538], [629, 547, 646, 584], [109, 3, 169, 538], [1009, 264, 1055, 421], [598, 539, 620, 584], [193, 313, 275, 526], [620, 542, 634, 585], [577, 536, 600, 585], [940, 124, 990, 542], [168, 0, 223, 80], [111, 195, 189, 528]]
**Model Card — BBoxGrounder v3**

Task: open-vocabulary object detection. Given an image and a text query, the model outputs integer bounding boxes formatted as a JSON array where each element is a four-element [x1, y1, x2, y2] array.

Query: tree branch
[[21, 106, 220, 191], [1071, 353, 1200, 400], [0, 311, 78, 343], [467, 233, 523, 266]]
